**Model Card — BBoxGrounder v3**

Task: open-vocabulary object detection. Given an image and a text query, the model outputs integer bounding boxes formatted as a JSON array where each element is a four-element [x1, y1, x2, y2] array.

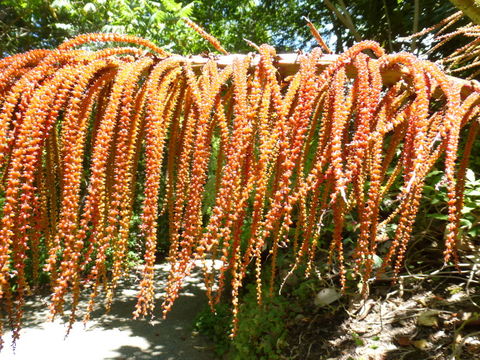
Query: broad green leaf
[[466, 169, 476, 183], [461, 206, 475, 214], [466, 190, 480, 196]]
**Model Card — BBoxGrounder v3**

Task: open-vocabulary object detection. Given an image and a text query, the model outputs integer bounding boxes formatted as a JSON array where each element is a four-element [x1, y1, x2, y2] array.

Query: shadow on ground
[[0, 263, 218, 360]]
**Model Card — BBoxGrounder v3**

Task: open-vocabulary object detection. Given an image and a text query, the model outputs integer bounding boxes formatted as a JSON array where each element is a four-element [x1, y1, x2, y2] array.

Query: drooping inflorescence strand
[[182, 17, 229, 55], [0, 31, 477, 347]]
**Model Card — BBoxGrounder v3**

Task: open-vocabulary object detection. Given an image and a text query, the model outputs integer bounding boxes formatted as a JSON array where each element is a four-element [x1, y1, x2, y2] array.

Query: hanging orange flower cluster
[[0, 32, 479, 343]]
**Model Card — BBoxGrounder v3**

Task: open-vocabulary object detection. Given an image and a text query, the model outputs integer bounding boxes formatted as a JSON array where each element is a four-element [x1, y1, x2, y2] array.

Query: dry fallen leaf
[[418, 310, 439, 327], [412, 339, 429, 350], [396, 336, 411, 346], [314, 288, 341, 307]]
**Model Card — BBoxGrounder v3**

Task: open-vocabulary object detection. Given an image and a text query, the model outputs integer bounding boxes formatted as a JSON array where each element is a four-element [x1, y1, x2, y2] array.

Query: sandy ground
[[0, 263, 218, 360]]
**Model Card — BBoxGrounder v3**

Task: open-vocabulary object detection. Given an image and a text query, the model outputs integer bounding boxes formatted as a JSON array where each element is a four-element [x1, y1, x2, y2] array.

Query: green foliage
[[0, 0, 197, 55], [422, 168, 480, 241], [232, 286, 289, 360], [189, 0, 457, 54], [194, 303, 232, 356], [195, 284, 290, 359], [461, 169, 480, 238], [195, 270, 324, 359], [0, 0, 460, 55]]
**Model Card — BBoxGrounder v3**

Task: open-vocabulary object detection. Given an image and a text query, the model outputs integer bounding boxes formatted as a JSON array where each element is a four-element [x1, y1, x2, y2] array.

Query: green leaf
[[153, 10, 168, 23], [83, 3, 96, 12], [461, 206, 475, 214], [466, 169, 476, 183], [351, 332, 364, 346], [460, 218, 472, 229], [51, 0, 72, 10], [372, 254, 383, 269], [468, 228, 479, 237], [427, 170, 443, 177], [466, 190, 480, 196], [428, 213, 448, 220], [161, 0, 182, 12], [179, 2, 195, 17]]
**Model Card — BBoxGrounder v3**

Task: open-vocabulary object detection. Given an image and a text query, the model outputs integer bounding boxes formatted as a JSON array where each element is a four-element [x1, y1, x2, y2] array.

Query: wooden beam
[[178, 53, 480, 96]]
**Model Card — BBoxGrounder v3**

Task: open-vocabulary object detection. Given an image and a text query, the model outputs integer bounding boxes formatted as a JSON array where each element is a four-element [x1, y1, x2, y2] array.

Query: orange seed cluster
[[0, 33, 478, 344]]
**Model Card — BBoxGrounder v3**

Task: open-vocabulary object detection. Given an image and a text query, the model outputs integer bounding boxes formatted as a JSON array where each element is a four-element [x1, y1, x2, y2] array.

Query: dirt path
[[0, 263, 218, 360]]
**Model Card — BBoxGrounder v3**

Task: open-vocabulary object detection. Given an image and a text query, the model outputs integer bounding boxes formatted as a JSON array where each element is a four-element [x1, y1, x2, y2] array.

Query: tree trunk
[[449, 0, 480, 24]]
